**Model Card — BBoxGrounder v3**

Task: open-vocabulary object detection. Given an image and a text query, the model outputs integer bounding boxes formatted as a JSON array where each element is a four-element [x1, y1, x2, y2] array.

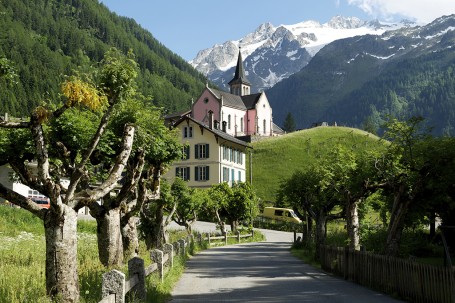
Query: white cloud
[[347, 0, 455, 23]]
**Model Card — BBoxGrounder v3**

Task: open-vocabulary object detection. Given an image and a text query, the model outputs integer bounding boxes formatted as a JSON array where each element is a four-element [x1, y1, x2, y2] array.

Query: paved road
[[170, 226, 404, 303]]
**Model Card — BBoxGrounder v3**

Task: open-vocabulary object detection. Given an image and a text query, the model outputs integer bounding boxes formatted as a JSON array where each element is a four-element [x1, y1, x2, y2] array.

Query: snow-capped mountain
[[190, 16, 411, 92], [265, 14, 455, 134]]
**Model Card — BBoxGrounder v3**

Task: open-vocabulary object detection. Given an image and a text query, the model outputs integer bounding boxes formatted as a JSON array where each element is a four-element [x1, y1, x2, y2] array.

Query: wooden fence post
[[224, 233, 227, 245], [237, 230, 241, 243], [102, 269, 125, 303], [197, 232, 202, 245], [127, 257, 146, 301], [163, 243, 174, 268], [207, 233, 211, 245], [151, 249, 164, 283]]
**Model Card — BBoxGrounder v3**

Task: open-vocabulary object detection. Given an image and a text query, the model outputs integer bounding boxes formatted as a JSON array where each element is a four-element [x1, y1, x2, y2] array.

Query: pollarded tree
[[139, 179, 177, 249], [224, 182, 259, 232], [172, 177, 201, 233], [374, 116, 432, 256], [277, 163, 344, 260], [0, 48, 137, 302], [207, 182, 233, 234], [85, 95, 181, 265]]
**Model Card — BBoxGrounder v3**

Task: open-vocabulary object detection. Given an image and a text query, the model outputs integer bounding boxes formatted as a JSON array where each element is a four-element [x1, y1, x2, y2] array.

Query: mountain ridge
[[191, 16, 412, 92]]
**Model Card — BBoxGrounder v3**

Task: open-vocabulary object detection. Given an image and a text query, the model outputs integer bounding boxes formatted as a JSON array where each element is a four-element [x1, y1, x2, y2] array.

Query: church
[[167, 50, 283, 140]]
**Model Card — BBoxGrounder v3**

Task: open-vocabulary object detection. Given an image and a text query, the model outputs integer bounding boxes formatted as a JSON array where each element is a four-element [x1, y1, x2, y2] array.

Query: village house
[[162, 116, 250, 188]]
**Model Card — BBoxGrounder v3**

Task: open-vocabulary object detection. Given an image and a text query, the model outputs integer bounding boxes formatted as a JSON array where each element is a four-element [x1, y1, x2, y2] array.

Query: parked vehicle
[[261, 207, 302, 224]]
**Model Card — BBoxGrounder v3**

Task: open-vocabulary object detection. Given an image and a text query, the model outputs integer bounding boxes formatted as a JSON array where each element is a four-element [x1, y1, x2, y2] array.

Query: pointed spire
[[228, 48, 251, 86]]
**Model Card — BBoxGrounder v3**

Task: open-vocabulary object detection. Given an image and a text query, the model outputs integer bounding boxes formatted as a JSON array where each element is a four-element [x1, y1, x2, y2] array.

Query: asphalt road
[[170, 224, 404, 303]]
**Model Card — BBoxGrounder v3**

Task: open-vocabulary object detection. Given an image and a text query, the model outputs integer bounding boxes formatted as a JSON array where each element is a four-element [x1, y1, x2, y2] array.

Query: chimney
[[208, 111, 214, 129]]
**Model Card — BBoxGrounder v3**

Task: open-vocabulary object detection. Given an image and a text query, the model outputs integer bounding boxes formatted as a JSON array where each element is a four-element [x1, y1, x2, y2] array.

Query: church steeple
[[228, 48, 251, 96]]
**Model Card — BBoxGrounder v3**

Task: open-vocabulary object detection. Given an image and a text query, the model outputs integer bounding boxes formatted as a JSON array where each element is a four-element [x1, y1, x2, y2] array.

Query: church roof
[[228, 50, 251, 86], [208, 88, 247, 110], [241, 93, 262, 110]]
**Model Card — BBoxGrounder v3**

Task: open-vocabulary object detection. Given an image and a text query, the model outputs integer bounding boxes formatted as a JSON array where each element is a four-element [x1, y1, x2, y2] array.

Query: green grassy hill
[[248, 126, 385, 202]]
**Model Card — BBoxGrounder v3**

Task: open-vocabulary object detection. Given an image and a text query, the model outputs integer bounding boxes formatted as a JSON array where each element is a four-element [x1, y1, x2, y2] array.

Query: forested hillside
[[0, 0, 206, 116]]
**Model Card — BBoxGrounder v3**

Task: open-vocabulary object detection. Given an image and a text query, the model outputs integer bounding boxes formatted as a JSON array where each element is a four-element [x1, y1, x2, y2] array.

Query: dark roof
[[241, 93, 262, 109], [272, 122, 285, 134], [164, 109, 191, 120], [173, 116, 250, 148], [208, 88, 247, 110], [228, 50, 251, 86]]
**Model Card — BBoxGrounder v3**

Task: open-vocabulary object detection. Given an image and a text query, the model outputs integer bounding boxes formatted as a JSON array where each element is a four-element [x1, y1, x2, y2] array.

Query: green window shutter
[[206, 144, 209, 158], [195, 144, 199, 159], [175, 167, 179, 177], [186, 167, 190, 181], [205, 166, 210, 180], [195, 166, 199, 181]]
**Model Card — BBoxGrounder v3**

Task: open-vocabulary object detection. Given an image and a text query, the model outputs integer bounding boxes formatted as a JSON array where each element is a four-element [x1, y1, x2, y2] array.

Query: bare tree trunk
[[121, 216, 139, 261], [385, 185, 410, 256], [44, 205, 79, 302], [95, 208, 123, 266], [346, 198, 360, 250], [230, 220, 239, 233], [314, 212, 327, 261], [213, 209, 226, 235]]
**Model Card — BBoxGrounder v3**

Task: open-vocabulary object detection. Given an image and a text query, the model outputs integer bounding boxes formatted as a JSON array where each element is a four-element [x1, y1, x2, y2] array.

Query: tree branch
[[72, 124, 135, 208], [0, 183, 46, 219], [65, 104, 115, 202], [0, 120, 30, 128]]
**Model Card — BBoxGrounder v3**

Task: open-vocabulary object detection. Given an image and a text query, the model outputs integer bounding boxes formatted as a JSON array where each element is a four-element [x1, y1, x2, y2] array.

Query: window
[[195, 144, 209, 159], [204, 97, 209, 104], [240, 118, 244, 132], [228, 115, 231, 130], [223, 167, 229, 182], [195, 166, 210, 181], [181, 145, 190, 160], [183, 126, 193, 138], [239, 152, 243, 165], [263, 119, 266, 134], [175, 167, 190, 181], [238, 171, 242, 182]]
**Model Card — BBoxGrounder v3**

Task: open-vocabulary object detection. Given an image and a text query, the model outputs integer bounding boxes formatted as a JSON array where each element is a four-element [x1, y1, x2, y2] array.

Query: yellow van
[[261, 207, 302, 224]]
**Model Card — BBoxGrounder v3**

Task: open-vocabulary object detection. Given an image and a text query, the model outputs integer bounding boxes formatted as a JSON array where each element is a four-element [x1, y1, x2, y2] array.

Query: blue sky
[[100, 0, 455, 61]]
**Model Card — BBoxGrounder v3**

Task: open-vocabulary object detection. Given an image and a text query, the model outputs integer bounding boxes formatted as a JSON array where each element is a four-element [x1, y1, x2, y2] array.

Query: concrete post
[[163, 243, 174, 268], [237, 230, 241, 243], [128, 257, 146, 301], [178, 239, 186, 256], [102, 270, 125, 303], [151, 249, 164, 282], [172, 241, 180, 255]]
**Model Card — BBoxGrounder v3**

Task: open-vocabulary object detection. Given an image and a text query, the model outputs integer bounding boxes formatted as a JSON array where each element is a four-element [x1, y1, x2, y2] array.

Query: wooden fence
[[320, 245, 455, 303], [99, 230, 254, 303], [205, 230, 254, 246]]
